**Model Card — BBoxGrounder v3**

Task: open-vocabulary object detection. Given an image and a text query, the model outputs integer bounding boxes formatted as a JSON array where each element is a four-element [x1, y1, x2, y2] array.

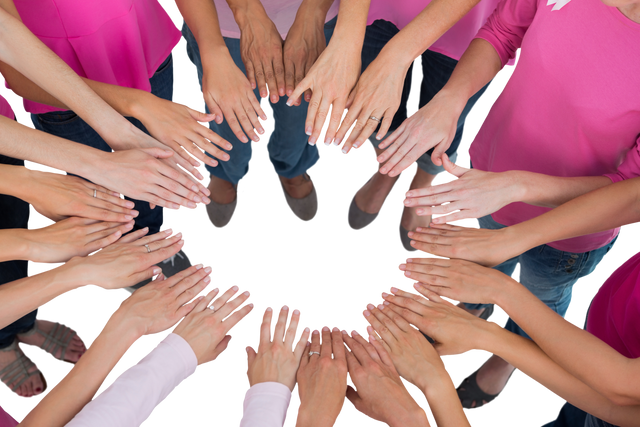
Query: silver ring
[[93, 189, 97, 198], [144, 244, 151, 253], [209, 306, 216, 312], [308, 351, 320, 357], [369, 116, 381, 123]]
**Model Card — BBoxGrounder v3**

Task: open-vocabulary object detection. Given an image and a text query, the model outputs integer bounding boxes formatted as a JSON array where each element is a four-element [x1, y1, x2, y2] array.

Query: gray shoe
[[400, 225, 417, 252], [280, 174, 317, 221], [206, 187, 237, 228], [126, 249, 192, 293], [344, 170, 404, 233]]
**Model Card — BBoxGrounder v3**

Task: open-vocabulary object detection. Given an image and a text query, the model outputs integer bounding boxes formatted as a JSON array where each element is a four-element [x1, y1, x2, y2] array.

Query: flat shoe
[[206, 189, 237, 228], [0, 340, 47, 396], [344, 170, 404, 233], [280, 174, 317, 221], [456, 355, 516, 412]]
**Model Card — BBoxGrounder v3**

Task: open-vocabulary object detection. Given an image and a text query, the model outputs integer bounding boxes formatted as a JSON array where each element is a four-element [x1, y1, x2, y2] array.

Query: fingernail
[[366, 303, 375, 310], [203, 197, 211, 204], [305, 127, 312, 135], [175, 232, 183, 239], [332, 327, 339, 332], [334, 138, 341, 146], [404, 200, 411, 205], [248, 303, 254, 308], [341, 329, 348, 334], [369, 334, 377, 341], [188, 202, 196, 208], [125, 215, 132, 220], [410, 240, 416, 246], [204, 276, 211, 283], [243, 291, 250, 296], [266, 307, 272, 312], [363, 310, 370, 317], [212, 288, 219, 293], [204, 266, 212, 273], [352, 330, 360, 336], [286, 100, 293, 106], [309, 136, 316, 145], [304, 327, 310, 332], [153, 267, 161, 275], [193, 195, 202, 203], [377, 304, 385, 310], [308, 140, 315, 146], [195, 264, 203, 270], [313, 330, 319, 335], [391, 287, 399, 293], [232, 286, 239, 291], [405, 272, 412, 277], [164, 228, 172, 234], [293, 309, 300, 315], [417, 209, 424, 214], [322, 326, 329, 332], [399, 264, 406, 270], [258, 128, 265, 135], [408, 231, 414, 237], [192, 186, 199, 192], [382, 292, 389, 297], [413, 283, 422, 289], [342, 148, 348, 154], [282, 305, 289, 311], [383, 301, 390, 306]]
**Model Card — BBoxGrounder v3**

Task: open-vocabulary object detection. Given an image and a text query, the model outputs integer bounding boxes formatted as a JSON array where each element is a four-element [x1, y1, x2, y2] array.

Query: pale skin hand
[[130, 92, 233, 168], [246, 306, 310, 390], [343, 332, 429, 427], [403, 154, 523, 222], [174, 286, 254, 364], [64, 228, 185, 289], [376, 96, 464, 177], [399, 258, 513, 305], [5, 218, 134, 263], [296, 328, 348, 427], [1, 166, 138, 223]]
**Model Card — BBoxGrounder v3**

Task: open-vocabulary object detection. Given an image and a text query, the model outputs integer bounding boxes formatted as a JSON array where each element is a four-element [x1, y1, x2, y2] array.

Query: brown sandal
[[18, 322, 85, 364], [0, 340, 47, 395]]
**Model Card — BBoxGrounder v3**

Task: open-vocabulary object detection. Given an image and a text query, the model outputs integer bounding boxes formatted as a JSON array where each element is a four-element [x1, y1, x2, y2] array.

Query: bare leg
[[353, 147, 401, 214], [208, 175, 237, 205], [400, 168, 437, 232]]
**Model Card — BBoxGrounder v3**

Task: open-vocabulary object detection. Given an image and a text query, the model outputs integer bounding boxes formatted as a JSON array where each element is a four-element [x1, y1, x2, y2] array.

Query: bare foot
[[401, 168, 437, 231], [279, 174, 313, 199], [17, 320, 86, 363], [0, 342, 45, 397], [208, 175, 236, 205]]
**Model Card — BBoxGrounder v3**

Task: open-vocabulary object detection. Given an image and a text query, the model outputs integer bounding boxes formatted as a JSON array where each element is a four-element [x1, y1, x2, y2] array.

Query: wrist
[[505, 170, 529, 204], [106, 306, 147, 342], [296, 404, 337, 427], [387, 407, 429, 427], [0, 229, 31, 261], [232, 1, 268, 29], [294, 1, 331, 24]]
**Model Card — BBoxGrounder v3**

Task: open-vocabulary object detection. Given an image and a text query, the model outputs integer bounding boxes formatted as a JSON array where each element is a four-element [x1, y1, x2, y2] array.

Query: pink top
[[0, 96, 14, 120], [367, 0, 503, 61], [587, 252, 640, 359], [240, 382, 291, 427], [13, 0, 180, 115], [213, 0, 340, 39], [0, 407, 17, 427], [469, 0, 640, 253]]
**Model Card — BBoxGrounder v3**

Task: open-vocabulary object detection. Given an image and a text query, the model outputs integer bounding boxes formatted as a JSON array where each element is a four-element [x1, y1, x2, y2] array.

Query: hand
[[131, 92, 233, 168], [296, 327, 348, 427], [96, 148, 209, 210], [18, 217, 134, 263], [288, 38, 361, 146], [237, 6, 285, 103], [174, 286, 253, 364], [246, 306, 310, 391], [343, 331, 428, 427], [335, 53, 408, 153], [24, 171, 137, 222], [362, 301, 445, 391], [64, 228, 184, 289], [376, 89, 466, 177], [402, 155, 522, 222], [115, 264, 212, 336], [382, 287, 488, 356], [399, 258, 515, 306]]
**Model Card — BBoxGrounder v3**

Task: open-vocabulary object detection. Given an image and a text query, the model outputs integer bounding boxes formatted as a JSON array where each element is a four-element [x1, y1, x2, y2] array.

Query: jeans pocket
[[36, 111, 79, 126], [153, 54, 173, 77]]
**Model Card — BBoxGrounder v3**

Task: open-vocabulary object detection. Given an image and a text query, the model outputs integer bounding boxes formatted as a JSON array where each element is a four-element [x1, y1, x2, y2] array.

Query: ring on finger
[[208, 305, 216, 312], [93, 189, 97, 198], [144, 244, 151, 253], [308, 351, 320, 357], [369, 116, 381, 123]]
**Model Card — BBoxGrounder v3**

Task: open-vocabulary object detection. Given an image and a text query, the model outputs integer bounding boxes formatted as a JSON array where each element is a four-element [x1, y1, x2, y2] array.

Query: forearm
[[20, 314, 142, 427], [0, 264, 79, 329], [328, 0, 370, 50], [438, 38, 501, 109], [494, 282, 640, 406], [417, 369, 469, 427], [295, 405, 339, 427], [482, 324, 640, 426], [0, 229, 29, 262], [379, 0, 481, 68], [515, 172, 612, 209], [177, 0, 230, 65]]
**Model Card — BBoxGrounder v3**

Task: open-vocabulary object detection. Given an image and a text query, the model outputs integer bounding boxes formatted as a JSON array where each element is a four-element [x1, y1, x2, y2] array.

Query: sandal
[[17, 322, 85, 364], [456, 355, 516, 412], [421, 305, 494, 342], [0, 340, 47, 396]]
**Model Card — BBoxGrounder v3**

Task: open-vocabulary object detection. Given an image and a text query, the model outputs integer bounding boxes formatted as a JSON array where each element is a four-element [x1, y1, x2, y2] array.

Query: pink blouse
[[469, 0, 640, 253], [0, 407, 17, 427], [587, 252, 640, 358], [13, 0, 180, 114], [0, 96, 14, 120]]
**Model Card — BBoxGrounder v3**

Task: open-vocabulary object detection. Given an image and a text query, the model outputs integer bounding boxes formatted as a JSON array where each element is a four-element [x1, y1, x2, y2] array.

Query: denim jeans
[[0, 155, 36, 348], [30, 54, 175, 235], [543, 404, 616, 427], [361, 19, 489, 175], [182, 17, 337, 185], [466, 215, 616, 339]]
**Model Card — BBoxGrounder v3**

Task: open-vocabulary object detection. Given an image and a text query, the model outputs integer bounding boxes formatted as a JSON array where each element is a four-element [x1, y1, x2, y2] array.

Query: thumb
[[441, 153, 469, 178], [188, 107, 216, 123], [345, 385, 362, 408], [211, 335, 232, 361], [142, 147, 174, 159], [246, 346, 257, 366]]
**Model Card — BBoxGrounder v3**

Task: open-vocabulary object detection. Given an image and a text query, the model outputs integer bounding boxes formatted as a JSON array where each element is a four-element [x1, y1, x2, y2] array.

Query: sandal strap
[[0, 341, 41, 392], [19, 322, 77, 362]]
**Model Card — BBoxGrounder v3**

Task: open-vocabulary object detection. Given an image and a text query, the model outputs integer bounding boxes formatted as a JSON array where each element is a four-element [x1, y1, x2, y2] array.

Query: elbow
[[604, 387, 640, 407]]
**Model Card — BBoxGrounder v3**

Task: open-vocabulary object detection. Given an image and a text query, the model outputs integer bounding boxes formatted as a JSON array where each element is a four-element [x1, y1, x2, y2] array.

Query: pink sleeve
[[474, 0, 540, 66], [240, 382, 291, 427], [605, 136, 640, 183], [0, 406, 18, 427], [65, 334, 197, 427]]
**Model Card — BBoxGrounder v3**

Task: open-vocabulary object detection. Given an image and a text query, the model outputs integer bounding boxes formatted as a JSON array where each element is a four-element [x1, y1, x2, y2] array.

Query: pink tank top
[[13, 0, 180, 114]]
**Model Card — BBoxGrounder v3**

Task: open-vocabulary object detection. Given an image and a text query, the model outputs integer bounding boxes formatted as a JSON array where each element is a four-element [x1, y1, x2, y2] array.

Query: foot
[[209, 175, 236, 205], [471, 355, 516, 405], [401, 168, 437, 232], [17, 320, 86, 363], [279, 174, 313, 199], [0, 341, 45, 397], [354, 171, 400, 215]]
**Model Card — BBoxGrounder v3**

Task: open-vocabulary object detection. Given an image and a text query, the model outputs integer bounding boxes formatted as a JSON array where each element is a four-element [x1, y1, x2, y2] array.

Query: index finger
[[260, 307, 273, 347]]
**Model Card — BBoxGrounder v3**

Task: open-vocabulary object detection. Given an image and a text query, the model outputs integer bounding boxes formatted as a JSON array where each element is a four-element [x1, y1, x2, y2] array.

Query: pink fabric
[[367, 0, 503, 61], [469, 0, 640, 253], [0, 96, 15, 120], [0, 407, 18, 427], [240, 382, 291, 427], [213, 0, 340, 39], [65, 334, 196, 427], [587, 252, 640, 359], [13, 0, 180, 114]]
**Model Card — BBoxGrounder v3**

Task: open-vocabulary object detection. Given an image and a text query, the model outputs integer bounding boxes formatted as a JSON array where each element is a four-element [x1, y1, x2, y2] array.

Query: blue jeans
[[0, 155, 36, 348], [31, 54, 176, 235], [466, 215, 616, 339], [181, 17, 337, 185], [361, 19, 489, 175]]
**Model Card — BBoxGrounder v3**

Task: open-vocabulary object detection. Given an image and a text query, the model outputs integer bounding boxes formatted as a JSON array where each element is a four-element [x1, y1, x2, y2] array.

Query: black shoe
[[126, 249, 192, 293]]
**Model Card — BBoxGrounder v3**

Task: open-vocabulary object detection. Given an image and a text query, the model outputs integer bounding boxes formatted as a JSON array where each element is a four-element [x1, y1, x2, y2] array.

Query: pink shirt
[[213, 0, 340, 39], [240, 382, 291, 427], [13, 0, 180, 115], [470, 0, 640, 253], [0, 96, 14, 120], [367, 0, 503, 61], [587, 252, 640, 359], [0, 407, 17, 427]]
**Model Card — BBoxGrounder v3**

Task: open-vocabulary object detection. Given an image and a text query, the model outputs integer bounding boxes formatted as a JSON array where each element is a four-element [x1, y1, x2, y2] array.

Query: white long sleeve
[[240, 382, 292, 427]]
